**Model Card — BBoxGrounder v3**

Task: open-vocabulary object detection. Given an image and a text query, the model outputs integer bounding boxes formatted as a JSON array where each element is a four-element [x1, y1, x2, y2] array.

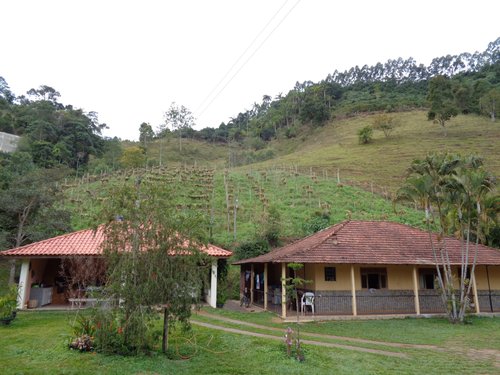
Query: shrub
[[235, 239, 269, 260], [358, 126, 373, 144], [0, 285, 18, 319], [303, 210, 330, 235]]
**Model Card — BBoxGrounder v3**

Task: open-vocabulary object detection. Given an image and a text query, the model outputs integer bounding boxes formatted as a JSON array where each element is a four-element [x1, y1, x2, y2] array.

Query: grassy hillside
[[123, 137, 232, 168], [63, 167, 426, 249], [244, 111, 500, 193]]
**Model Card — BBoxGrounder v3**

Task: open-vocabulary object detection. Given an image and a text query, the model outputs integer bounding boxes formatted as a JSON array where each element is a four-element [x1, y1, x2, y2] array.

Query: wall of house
[[475, 265, 500, 289], [310, 264, 417, 291], [387, 265, 414, 290], [309, 264, 353, 290]]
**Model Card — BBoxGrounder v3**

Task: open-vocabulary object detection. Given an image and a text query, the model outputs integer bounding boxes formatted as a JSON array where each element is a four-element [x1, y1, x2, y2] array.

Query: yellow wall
[[475, 265, 500, 289], [310, 264, 353, 290], [387, 265, 414, 290], [306, 264, 417, 291]]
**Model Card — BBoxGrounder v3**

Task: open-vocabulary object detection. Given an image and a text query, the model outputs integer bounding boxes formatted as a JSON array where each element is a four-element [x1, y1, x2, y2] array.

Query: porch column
[[264, 263, 268, 311], [350, 265, 357, 316], [281, 263, 287, 319], [471, 271, 480, 314], [209, 259, 218, 308], [250, 264, 254, 304], [18, 260, 30, 310], [412, 266, 421, 315]]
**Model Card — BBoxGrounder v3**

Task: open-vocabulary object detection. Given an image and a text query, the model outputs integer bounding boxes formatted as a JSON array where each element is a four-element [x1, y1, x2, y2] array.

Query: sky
[[2, 0, 499, 141]]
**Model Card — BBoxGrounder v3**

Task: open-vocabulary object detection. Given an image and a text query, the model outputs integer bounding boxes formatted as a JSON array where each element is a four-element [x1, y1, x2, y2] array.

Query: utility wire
[[196, 0, 291, 114], [197, 0, 301, 120]]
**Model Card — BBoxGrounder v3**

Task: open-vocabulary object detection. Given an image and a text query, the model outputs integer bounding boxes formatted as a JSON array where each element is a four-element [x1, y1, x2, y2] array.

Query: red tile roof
[[0, 227, 232, 258], [233, 221, 500, 266]]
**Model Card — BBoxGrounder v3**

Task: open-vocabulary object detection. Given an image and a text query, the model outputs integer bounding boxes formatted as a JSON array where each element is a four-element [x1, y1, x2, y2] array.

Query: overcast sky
[[2, 0, 499, 141]]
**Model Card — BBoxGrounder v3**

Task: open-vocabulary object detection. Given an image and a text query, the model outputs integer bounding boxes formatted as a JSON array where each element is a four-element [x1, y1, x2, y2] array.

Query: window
[[324, 267, 336, 281], [361, 268, 387, 289], [419, 269, 437, 290]]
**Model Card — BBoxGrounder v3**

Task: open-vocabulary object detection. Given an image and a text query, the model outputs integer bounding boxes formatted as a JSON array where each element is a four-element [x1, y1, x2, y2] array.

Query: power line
[[196, 0, 291, 114], [197, 0, 301, 120]]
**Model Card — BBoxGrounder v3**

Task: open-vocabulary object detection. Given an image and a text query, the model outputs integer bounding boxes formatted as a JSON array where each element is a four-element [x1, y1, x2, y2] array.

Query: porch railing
[[249, 289, 500, 316]]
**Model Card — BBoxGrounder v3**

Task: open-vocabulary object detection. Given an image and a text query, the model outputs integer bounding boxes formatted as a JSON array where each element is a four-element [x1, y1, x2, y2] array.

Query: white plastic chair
[[301, 292, 315, 315]]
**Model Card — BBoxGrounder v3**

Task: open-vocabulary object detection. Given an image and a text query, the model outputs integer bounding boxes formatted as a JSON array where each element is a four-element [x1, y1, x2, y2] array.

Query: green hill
[[248, 110, 500, 193]]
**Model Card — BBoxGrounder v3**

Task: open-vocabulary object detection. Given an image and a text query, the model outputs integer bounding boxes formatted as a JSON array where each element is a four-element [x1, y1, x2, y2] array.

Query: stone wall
[[0, 132, 20, 153]]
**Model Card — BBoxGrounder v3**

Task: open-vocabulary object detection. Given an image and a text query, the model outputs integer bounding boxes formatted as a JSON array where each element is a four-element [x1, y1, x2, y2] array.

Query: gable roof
[[0, 227, 232, 258], [233, 221, 500, 266]]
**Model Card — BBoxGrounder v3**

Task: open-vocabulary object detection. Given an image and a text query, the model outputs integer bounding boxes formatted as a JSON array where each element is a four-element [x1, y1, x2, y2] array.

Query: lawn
[[1, 310, 499, 374]]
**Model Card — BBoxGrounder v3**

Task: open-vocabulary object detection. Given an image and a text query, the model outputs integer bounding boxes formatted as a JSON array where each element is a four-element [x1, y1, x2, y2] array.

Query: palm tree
[[397, 152, 497, 323]]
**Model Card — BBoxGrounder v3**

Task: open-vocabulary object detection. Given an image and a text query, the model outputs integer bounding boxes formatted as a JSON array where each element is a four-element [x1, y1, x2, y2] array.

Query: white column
[[209, 259, 217, 308], [350, 265, 357, 316], [18, 260, 30, 310], [412, 266, 421, 315], [281, 263, 287, 319], [471, 271, 480, 314]]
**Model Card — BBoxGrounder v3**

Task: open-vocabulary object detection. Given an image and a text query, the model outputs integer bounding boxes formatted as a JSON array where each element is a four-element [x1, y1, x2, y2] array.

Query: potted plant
[[0, 285, 19, 326], [216, 289, 227, 308]]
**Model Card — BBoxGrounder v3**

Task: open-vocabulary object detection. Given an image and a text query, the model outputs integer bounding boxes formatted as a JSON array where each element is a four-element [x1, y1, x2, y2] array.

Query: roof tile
[[1, 227, 232, 258], [233, 221, 500, 265]]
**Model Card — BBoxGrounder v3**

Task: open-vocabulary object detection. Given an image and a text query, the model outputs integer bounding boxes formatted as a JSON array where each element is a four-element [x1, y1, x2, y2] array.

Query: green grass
[[199, 307, 500, 349], [1, 311, 499, 374], [124, 137, 230, 168], [252, 111, 500, 193]]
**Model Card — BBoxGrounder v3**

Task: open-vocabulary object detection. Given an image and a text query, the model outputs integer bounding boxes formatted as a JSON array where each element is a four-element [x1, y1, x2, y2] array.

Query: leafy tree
[[427, 75, 459, 136], [163, 102, 195, 151], [397, 153, 497, 323], [479, 88, 500, 122], [138, 122, 154, 148], [120, 146, 145, 169], [0, 162, 71, 283], [97, 177, 209, 354], [357, 125, 373, 144], [372, 114, 398, 138], [235, 239, 269, 260], [0, 76, 15, 104]]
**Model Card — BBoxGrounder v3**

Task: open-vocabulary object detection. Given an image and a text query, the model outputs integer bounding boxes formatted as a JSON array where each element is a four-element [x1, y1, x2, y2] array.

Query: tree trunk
[[8, 260, 16, 285], [162, 308, 169, 353]]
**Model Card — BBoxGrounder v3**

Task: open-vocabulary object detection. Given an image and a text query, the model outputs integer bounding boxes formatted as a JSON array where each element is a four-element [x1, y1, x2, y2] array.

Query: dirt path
[[191, 320, 408, 358], [194, 310, 438, 350], [193, 311, 500, 368]]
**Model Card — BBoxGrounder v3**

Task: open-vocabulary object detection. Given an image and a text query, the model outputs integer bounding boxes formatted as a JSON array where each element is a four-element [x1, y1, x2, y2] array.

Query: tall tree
[[164, 102, 195, 151], [427, 75, 459, 136], [138, 122, 154, 148], [0, 158, 71, 283], [479, 88, 500, 122], [98, 177, 208, 353]]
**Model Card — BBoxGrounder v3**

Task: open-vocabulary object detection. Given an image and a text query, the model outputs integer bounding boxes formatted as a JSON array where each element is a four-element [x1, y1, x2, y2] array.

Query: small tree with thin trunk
[[164, 102, 195, 152], [283, 263, 311, 361], [372, 114, 399, 138]]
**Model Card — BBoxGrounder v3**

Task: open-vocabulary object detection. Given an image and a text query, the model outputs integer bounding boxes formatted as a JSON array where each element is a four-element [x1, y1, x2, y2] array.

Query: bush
[[235, 239, 269, 260], [303, 210, 331, 235], [358, 126, 373, 144], [0, 285, 18, 319]]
